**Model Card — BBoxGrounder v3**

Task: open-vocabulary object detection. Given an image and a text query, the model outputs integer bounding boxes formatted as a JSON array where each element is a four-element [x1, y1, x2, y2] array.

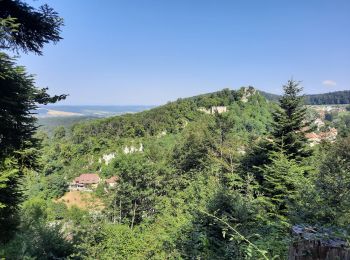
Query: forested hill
[[69, 87, 273, 140], [70, 87, 350, 140], [304, 90, 350, 105], [6, 79, 350, 258], [259, 89, 350, 104]]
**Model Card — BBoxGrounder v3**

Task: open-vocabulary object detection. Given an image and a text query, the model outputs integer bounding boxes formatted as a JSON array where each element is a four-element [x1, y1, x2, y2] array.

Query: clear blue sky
[[18, 0, 350, 105]]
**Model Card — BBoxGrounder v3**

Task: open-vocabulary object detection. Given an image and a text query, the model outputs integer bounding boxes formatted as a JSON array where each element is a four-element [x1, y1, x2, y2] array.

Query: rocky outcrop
[[240, 86, 256, 103], [98, 152, 116, 165], [198, 106, 227, 115], [123, 143, 143, 154]]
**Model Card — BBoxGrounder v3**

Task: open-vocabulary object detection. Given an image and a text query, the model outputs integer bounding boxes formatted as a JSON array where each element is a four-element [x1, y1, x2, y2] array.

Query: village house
[[70, 173, 101, 190], [305, 127, 338, 146], [105, 176, 118, 187]]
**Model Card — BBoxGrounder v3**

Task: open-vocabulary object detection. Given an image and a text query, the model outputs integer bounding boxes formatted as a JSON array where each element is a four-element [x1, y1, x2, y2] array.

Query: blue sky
[[18, 0, 350, 105]]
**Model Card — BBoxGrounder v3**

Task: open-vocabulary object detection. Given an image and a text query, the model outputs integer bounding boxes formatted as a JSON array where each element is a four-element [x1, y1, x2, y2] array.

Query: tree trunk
[[130, 200, 137, 229], [119, 198, 122, 224]]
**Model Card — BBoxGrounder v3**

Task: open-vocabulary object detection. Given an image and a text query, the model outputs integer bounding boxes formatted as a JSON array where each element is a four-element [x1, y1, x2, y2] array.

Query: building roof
[[74, 173, 100, 184], [305, 132, 319, 140], [305, 128, 338, 142], [105, 176, 118, 184]]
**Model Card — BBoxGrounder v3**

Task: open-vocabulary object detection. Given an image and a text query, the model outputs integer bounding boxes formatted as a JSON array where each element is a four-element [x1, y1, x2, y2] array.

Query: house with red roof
[[105, 176, 118, 188], [305, 127, 338, 146], [72, 173, 101, 189]]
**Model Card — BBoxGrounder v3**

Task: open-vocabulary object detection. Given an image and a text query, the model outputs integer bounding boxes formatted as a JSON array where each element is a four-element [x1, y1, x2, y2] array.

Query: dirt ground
[[56, 190, 104, 210]]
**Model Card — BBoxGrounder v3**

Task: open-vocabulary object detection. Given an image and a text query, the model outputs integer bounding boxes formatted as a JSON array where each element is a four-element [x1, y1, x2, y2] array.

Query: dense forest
[[1, 1, 350, 259], [258, 89, 350, 105], [3, 77, 350, 259], [304, 90, 350, 105]]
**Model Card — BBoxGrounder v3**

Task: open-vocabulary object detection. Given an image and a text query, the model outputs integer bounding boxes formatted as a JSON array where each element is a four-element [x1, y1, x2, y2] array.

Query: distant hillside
[[37, 116, 97, 135], [35, 105, 154, 134], [304, 90, 350, 105], [68, 87, 276, 141], [259, 90, 350, 105], [258, 90, 280, 102], [43, 87, 350, 137]]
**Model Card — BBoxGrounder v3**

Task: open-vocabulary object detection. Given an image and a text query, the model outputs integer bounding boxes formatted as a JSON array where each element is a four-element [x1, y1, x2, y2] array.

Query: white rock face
[[198, 106, 227, 115], [240, 86, 256, 103], [123, 143, 143, 154], [123, 146, 130, 154], [211, 106, 227, 114], [100, 152, 116, 165]]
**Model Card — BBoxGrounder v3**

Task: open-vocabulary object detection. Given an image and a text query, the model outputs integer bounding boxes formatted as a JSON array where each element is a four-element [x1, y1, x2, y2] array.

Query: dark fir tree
[[256, 80, 312, 219], [0, 0, 65, 242], [271, 79, 311, 161], [0, 0, 63, 54], [259, 150, 307, 217]]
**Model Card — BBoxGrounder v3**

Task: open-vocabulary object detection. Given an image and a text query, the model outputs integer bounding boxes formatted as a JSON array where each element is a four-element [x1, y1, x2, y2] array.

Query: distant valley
[[36, 105, 154, 133], [36, 105, 154, 118]]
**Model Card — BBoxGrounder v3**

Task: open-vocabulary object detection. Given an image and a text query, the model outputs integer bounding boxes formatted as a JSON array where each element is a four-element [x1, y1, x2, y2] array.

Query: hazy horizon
[[40, 88, 350, 106]]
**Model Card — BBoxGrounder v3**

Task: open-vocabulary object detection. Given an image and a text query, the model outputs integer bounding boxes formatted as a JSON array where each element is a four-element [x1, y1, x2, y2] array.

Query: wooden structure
[[288, 225, 350, 260], [105, 176, 118, 187]]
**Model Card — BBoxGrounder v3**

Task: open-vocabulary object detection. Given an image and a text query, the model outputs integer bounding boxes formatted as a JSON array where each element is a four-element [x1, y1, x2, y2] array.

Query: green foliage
[[5, 2, 347, 258], [0, 0, 66, 244], [73, 224, 144, 259], [259, 151, 308, 217], [110, 153, 169, 226], [45, 174, 68, 199], [179, 189, 260, 259], [305, 90, 350, 105], [260, 89, 350, 105], [334, 113, 350, 137], [3, 78, 350, 258], [271, 79, 311, 161], [0, 0, 63, 55], [172, 118, 214, 173], [0, 158, 20, 241], [315, 137, 350, 226], [37, 115, 96, 135], [0, 53, 62, 160], [53, 125, 66, 139], [1, 198, 73, 259]]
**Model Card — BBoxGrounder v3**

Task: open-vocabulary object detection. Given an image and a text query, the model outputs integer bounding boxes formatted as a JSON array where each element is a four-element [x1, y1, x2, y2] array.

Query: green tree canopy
[[271, 79, 311, 160], [0, 0, 65, 242]]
